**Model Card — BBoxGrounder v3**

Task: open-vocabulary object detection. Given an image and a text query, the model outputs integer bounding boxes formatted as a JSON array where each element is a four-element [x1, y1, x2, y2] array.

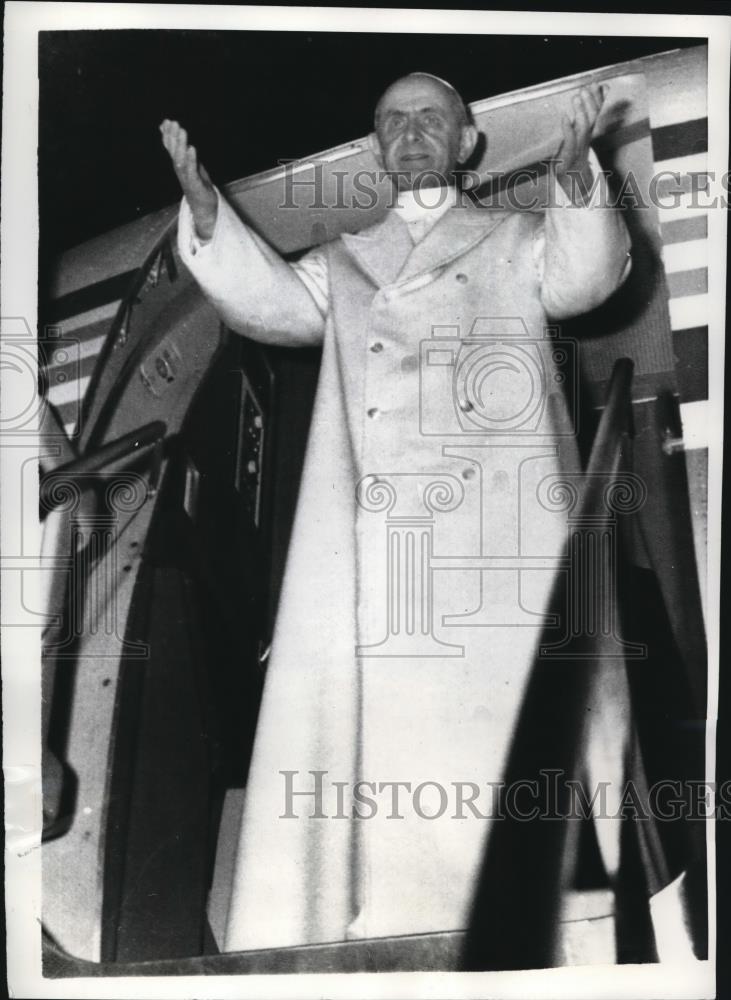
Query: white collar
[[393, 184, 458, 225]]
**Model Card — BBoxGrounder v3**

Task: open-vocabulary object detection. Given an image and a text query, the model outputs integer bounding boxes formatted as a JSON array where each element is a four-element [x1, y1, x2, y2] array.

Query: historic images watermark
[[278, 161, 731, 212], [2, 317, 81, 638], [279, 769, 729, 822], [1, 316, 151, 657], [418, 319, 575, 437], [355, 314, 646, 660]]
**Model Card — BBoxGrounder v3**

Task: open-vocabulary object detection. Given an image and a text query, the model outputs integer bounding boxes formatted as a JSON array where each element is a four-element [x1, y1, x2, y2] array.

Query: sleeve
[[178, 189, 326, 346], [291, 248, 330, 318], [534, 148, 632, 320]]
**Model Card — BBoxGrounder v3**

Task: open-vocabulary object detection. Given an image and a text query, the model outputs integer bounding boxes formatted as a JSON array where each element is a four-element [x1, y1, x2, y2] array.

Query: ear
[[458, 124, 479, 164], [367, 130, 385, 168]]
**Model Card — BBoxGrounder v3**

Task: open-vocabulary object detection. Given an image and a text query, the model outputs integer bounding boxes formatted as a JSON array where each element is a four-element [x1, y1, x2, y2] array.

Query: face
[[374, 76, 477, 190]]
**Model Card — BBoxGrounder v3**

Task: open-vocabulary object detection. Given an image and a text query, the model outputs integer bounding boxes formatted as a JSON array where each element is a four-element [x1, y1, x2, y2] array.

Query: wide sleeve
[[178, 189, 326, 346], [536, 148, 632, 321]]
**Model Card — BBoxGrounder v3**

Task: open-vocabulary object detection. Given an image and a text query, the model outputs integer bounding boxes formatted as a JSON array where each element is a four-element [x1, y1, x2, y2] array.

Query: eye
[[421, 113, 444, 129], [386, 112, 407, 133]]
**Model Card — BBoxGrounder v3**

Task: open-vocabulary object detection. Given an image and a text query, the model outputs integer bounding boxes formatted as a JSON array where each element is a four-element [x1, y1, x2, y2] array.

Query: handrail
[[40, 421, 167, 512], [585, 357, 634, 476], [462, 358, 636, 971], [40, 419, 167, 841]]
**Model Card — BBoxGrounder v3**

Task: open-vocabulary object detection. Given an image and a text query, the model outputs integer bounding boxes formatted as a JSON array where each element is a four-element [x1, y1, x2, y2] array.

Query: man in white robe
[[160, 74, 633, 958]]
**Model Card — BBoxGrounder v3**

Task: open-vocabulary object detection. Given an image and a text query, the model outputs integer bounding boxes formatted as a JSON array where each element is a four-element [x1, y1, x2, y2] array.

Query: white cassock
[[178, 150, 633, 956]]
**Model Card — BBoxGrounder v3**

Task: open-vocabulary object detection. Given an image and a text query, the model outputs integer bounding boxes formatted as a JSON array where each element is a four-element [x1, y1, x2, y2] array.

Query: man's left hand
[[553, 84, 606, 205]]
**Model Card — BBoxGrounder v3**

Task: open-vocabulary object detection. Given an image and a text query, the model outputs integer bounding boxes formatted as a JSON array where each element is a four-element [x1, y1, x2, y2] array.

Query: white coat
[[178, 167, 633, 954]]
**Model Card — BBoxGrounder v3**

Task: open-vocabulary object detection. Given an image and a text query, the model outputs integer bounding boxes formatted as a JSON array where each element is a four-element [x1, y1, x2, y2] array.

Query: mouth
[[399, 154, 431, 164]]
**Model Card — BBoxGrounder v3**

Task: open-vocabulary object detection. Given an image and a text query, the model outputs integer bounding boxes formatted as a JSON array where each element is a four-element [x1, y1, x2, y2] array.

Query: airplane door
[[99, 332, 319, 961]]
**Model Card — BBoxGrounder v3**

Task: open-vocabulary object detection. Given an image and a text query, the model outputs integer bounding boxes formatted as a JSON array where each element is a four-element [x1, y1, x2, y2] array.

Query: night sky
[[38, 29, 704, 261]]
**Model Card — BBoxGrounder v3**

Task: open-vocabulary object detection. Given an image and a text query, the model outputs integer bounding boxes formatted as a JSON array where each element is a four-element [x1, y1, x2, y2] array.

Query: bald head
[[375, 73, 470, 130], [373, 73, 477, 190]]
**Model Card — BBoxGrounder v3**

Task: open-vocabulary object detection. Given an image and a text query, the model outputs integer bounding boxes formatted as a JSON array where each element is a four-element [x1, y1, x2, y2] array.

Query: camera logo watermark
[[357, 314, 642, 659], [1, 316, 151, 656], [419, 318, 574, 437]]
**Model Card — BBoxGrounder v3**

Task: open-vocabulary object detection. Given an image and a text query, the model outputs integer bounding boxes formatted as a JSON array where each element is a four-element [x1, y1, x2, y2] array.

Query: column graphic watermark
[[357, 314, 645, 659]]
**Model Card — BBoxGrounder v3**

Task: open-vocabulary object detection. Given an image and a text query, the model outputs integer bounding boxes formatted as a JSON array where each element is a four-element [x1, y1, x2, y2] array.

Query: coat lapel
[[340, 212, 414, 288], [396, 204, 511, 284], [341, 201, 512, 289]]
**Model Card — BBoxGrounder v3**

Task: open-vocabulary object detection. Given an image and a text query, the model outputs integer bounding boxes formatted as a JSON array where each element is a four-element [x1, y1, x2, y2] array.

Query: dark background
[[38, 30, 706, 259]]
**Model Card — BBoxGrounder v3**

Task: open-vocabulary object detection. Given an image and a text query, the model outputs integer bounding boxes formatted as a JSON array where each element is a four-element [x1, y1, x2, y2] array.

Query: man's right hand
[[160, 119, 218, 241]]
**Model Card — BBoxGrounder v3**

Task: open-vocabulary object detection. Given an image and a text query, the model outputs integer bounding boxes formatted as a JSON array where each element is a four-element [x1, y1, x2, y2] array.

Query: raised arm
[[539, 86, 632, 320], [160, 120, 325, 346], [160, 120, 219, 240]]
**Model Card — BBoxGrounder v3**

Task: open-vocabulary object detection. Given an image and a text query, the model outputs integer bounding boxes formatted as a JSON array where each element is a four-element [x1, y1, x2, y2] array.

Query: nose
[[404, 116, 424, 143]]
